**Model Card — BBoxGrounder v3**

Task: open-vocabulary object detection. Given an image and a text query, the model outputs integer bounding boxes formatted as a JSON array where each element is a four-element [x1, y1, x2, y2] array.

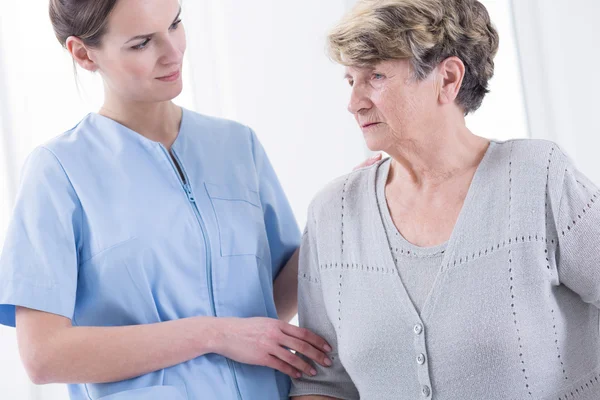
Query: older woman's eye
[[372, 73, 385, 80], [347, 80, 354, 87]]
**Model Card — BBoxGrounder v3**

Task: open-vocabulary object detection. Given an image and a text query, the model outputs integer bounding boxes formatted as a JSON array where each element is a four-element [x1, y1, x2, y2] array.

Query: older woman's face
[[345, 59, 439, 151]]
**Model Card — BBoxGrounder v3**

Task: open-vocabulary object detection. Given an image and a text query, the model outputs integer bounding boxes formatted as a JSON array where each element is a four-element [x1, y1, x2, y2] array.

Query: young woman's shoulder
[[183, 109, 253, 141]]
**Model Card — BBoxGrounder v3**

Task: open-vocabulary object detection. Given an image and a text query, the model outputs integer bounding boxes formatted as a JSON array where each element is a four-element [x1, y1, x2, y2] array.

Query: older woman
[[290, 0, 600, 399]]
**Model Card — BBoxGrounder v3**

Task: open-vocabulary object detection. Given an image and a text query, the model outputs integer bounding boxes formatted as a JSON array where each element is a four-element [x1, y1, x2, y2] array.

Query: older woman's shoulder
[[494, 138, 570, 169], [307, 159, 383, 219]]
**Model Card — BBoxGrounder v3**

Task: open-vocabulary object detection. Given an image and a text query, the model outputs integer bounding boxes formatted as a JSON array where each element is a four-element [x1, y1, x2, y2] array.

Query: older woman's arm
[[289, 205, 360, 400], [555, 153, 600, 307], [274, 154, 382, 323]]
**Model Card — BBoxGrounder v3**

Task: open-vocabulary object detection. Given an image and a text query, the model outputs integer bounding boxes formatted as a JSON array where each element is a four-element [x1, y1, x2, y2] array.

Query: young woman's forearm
[[16, 307, 221, 385]]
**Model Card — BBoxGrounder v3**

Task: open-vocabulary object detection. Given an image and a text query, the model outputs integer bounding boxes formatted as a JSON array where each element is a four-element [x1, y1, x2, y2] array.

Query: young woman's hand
[[353, 153, 382, 170], [215, 317, 332, 378]]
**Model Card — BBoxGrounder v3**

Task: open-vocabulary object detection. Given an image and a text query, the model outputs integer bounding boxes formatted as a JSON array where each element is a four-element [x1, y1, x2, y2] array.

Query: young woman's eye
[[170, 19, 182, 30], [132, 38, 151, 50]]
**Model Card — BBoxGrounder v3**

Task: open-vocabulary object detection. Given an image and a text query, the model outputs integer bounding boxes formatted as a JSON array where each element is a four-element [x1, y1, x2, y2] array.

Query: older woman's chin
[[362, 132, 388, 152]]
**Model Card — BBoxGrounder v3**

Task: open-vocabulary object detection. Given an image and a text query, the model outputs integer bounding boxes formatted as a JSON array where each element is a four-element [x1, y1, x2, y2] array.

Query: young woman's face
[[90, 0, 186, 104]]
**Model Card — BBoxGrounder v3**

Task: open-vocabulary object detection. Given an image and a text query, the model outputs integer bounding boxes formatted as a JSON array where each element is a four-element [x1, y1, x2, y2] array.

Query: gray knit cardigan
[[290, 139, 600, 400]]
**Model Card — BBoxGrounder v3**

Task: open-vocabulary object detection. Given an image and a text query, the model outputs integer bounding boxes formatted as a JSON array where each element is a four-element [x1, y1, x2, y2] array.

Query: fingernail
[[296, 372, 302, 378], [324, 344, 332, 352], [310, 369, 318, 376], [324, 358, 332, 366]]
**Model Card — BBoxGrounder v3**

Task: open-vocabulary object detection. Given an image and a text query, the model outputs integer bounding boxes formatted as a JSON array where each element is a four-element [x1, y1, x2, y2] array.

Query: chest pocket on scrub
[[205, 182, 265, 257]]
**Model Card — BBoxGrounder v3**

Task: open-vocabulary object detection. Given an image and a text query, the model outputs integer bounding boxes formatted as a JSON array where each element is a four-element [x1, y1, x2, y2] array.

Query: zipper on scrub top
[[160, 146, 243, 400]]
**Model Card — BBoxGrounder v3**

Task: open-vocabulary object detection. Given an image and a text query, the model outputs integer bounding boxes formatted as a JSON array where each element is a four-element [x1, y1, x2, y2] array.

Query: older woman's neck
[[387, 125, 490, 187]]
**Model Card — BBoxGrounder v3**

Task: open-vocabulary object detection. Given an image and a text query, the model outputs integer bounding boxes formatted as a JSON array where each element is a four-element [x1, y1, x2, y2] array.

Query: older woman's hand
[[353, 153, 382, 170]]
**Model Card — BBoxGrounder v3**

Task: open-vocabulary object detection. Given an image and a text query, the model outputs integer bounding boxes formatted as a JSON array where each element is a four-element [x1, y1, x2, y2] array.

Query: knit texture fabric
[[376, 158, 447, 315], [290, 139, 600, 400]]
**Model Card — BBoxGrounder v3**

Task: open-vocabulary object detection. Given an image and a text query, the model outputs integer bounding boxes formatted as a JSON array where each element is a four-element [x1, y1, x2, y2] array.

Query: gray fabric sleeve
[[289, 207, 359, 400], [556, 162, 600, 308]]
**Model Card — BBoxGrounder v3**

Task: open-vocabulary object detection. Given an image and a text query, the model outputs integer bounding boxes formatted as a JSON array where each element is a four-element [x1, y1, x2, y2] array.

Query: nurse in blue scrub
[[0, 0, 336, 399]]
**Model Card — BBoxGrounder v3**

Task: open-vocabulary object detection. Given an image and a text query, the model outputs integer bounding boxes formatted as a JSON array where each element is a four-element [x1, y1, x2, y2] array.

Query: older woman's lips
[[362, 122, 381, 129]]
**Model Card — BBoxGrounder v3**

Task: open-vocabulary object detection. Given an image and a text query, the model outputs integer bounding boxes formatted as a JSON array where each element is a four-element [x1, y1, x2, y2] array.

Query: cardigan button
[[414, 324, 423, 335], [421, 385, 431, 397]]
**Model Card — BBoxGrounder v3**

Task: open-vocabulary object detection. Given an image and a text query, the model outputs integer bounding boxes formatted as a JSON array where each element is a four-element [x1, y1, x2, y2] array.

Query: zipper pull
[[184, 184, 195, 202]]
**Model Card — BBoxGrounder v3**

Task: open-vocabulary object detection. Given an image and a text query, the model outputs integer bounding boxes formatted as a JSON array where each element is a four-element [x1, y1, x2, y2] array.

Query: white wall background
[[1, 0, 596, 399], [511, 0, 600, 183], [182, 0, 529, 228], [182, 0, 371, 228]]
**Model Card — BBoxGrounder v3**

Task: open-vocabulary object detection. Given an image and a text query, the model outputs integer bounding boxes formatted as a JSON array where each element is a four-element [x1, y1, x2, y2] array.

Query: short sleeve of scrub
[[0, 146, 82, 327], [250, 129, 300, 279]]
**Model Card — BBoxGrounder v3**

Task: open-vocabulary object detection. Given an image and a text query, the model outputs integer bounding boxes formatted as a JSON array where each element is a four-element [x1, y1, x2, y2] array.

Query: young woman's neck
[[99, 95, 182, 149]]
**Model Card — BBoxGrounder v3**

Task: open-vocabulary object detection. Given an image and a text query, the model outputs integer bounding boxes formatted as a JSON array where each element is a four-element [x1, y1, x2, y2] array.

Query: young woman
[[0, 0, 345, 399]]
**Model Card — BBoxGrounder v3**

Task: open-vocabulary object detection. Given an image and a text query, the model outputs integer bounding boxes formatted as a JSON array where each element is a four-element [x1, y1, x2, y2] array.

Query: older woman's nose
[[347, 86, 372, 114]]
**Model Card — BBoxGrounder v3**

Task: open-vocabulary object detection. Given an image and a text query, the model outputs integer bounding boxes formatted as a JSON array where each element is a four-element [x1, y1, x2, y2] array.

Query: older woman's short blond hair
[[328, 0, 499, 114]]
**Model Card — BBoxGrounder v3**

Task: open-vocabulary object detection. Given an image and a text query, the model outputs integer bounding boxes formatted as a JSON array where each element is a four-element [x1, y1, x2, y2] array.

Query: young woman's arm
[[17, 306, 332, 385], [16, 307, 218, 385], [274, 248, 300, 322]]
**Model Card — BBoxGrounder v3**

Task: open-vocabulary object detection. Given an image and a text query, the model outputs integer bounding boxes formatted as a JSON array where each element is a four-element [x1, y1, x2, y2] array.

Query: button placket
[[413, 321, 433, 398]]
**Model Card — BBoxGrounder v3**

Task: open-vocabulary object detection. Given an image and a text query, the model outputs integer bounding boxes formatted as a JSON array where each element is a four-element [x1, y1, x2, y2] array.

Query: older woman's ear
[[438, 56, 466, 106]]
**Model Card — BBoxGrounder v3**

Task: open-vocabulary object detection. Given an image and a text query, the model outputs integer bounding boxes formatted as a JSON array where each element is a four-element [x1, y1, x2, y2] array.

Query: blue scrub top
[[0, 108, 300, 400]]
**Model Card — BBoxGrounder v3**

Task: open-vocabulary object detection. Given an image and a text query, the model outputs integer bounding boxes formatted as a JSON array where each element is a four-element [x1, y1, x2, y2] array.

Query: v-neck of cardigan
[[370, 140, 497, 320], [376, 158, 449, 258]]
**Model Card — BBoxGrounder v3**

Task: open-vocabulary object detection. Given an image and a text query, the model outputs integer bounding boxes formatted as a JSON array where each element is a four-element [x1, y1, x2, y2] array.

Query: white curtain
[[0, 0, 528, 398]]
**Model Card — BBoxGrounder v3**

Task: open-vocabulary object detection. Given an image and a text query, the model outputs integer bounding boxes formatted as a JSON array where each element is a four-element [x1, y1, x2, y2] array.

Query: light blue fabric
[[0, 108, 300, 400]]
